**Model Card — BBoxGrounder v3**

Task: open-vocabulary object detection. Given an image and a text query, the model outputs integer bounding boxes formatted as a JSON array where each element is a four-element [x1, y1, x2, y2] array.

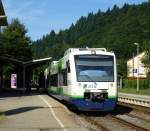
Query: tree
[[0, 19, 33, 88], [33, 1, 150, 78], [2, 18, 32, 61], [0, 33, 8, 56], [143, 41, 150, 73]]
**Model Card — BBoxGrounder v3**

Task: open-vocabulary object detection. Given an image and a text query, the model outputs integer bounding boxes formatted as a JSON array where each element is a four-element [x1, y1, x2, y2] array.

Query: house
[[127, 52, 147, 79]]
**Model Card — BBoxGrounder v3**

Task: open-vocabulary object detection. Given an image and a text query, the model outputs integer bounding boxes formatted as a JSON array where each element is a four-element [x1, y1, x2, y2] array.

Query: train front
[[69, 50, 117, 111]]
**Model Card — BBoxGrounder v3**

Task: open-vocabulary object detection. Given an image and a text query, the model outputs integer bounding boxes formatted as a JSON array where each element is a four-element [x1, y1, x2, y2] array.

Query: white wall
[[127, 52, 147, 78]]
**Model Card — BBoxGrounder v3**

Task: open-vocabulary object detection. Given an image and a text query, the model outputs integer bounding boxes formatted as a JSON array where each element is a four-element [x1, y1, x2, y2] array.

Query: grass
[[0, 112, 5, 121], [119, 87, 150, 96]]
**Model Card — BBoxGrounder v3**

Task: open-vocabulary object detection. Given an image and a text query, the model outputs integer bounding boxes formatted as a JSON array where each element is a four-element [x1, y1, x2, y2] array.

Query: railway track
[[82, 113, 149, 131], [56, 93, 150, 130], [125, 112, 150, 123], [76, 103, 150, 131], [118, 102, 150, 114], [82, 115, 110, 131], [108, 114, 149, 131]]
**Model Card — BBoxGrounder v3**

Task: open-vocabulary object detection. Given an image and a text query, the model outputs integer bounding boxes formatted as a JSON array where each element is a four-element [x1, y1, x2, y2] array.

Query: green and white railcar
[[47, 48, 117, 111]]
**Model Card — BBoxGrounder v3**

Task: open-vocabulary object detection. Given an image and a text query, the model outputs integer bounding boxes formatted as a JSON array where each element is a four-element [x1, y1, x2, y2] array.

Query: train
[[44, 48, 117, 111]]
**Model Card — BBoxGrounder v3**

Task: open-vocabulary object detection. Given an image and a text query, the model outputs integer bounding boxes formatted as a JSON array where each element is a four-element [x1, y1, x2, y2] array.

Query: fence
[[122, 79, 150, 89]]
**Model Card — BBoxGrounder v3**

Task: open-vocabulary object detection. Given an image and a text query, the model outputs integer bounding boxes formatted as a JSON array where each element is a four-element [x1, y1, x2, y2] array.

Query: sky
[[3, 0, 148, 41]]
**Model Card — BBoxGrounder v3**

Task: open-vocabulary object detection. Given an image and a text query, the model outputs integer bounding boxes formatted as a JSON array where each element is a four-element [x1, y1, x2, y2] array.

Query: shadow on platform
[[5, 106, 44, 116]]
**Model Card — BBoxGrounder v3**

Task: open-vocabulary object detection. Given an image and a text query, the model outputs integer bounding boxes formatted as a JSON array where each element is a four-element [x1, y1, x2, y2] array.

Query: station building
[[127, 52, 147, 79]]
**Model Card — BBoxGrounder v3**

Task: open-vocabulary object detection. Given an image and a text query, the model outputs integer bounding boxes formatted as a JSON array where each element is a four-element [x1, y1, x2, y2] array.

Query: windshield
[[75, 55, 114, 82]]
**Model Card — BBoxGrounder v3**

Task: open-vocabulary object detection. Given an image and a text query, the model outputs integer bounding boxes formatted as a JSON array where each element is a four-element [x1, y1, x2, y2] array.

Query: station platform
[[119, 92, 150, 99], [0, 93, 89, 131], [118, 93, 150, 107]]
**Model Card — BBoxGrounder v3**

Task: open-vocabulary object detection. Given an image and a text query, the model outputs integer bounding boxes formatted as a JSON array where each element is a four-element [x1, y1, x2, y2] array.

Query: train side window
[[61, 69, 67, 86], [50, 74, 58, 86], [67, 61, 70, 73]]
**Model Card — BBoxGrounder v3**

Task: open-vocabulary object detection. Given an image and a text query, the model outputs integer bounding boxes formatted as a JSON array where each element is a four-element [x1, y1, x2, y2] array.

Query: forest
[[32, 1, 150, 77], [0, 1, 150, 79]]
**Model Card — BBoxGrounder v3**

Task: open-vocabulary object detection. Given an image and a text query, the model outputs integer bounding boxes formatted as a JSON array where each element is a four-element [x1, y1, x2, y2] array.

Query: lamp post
[[134, 43, 139, 92]]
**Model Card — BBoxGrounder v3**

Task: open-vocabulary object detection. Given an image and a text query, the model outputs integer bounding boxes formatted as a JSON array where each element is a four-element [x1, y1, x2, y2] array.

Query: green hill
[[32, 1, 150, 76]]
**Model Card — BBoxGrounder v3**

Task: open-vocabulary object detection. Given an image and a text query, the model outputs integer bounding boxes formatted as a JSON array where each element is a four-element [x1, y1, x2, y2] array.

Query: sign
[[11, 74, 17, 88], [133, 69, 137, 73]]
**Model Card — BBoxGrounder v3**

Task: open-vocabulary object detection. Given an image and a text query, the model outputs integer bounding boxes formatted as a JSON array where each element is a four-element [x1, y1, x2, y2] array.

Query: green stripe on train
[[57, 58, 64, 73], [47, 87, 117, 100], [48, 87, 64, 94], [47, 87, 58, 94], [48, 87, 82, 98]]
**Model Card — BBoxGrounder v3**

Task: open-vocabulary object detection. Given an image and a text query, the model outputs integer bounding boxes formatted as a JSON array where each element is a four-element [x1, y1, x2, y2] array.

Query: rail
[[118, 93, 150, 107], [82, 114, 149, 131], [108, 114, 148, 131]]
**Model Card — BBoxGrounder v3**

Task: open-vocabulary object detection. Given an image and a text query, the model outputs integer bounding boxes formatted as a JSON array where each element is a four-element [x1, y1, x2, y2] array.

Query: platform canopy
[[0, 56, 52, 68], [0, 0, 8, 26], [0, 56, 52, 91]]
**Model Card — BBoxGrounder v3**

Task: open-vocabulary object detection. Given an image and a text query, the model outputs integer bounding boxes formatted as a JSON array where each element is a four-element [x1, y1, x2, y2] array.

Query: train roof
[[64, 48, 114, 56]]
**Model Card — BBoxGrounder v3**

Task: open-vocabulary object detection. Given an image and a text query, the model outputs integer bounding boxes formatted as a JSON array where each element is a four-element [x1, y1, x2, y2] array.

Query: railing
[[118, 93, 150, 107]]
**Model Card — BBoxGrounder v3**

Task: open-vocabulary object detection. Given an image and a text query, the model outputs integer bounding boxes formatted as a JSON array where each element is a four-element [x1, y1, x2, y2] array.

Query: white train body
[[47, 48, 117, 111]]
